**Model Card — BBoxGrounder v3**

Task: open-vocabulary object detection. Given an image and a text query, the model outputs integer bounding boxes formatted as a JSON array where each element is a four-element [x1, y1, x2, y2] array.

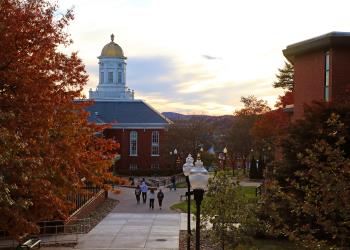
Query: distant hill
[[162, 112, 235, 151], [162, 112, 191, 121], [162, 112, 234, 123]]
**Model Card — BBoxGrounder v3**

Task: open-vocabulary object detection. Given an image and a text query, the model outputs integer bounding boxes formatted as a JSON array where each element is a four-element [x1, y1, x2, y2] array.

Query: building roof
[[283, 31, 350, 63], [85, 100, 171, 129]]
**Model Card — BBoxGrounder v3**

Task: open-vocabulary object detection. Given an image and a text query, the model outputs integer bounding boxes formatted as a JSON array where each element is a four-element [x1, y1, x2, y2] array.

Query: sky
[[58, 0, 350, 115]]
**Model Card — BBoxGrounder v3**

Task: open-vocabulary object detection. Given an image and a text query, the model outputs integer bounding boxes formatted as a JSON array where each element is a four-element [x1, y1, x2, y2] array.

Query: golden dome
[[100, 34, 125, 58]]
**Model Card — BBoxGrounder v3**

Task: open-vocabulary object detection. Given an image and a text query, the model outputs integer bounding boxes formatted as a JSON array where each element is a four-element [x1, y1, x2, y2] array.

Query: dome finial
[[111, 33, 114, 42]]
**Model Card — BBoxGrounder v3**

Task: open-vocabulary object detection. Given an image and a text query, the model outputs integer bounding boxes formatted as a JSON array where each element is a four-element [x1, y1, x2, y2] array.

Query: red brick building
[[86, 35, 171, 172], [283, 32, 350, 120]]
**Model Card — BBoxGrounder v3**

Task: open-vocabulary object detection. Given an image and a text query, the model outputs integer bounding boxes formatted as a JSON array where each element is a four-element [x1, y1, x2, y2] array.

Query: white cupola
[[89, 34, 134, 101]]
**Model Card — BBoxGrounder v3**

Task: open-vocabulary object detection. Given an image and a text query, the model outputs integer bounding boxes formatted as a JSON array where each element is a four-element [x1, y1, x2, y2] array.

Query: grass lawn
[[170, 186, 257, 214], [175, 182, 187, 188], [240, 186, 258, 199], [170, 200, 196, 214]]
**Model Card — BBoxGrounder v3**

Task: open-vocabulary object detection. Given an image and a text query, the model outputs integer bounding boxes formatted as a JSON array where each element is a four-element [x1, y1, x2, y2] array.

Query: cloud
[[83, 53, 283, 115], [202, 54, 222, 60], [127, 56, 180, 94]]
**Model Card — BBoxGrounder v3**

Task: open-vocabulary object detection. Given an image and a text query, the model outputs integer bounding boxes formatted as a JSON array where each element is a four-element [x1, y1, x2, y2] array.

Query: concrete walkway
[[72, 186, 184, 249], [109, 186, 186, 213], [76, 213, 180, 249], [40, 180, 260, 250]]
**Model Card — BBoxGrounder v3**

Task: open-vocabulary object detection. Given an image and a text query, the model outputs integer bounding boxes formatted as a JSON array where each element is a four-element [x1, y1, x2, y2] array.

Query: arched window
[[130, 131, 137, 156], [151, 131, 159, 156]]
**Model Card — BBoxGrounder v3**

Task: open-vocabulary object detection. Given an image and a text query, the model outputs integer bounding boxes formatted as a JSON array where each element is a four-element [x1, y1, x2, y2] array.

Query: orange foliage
[[275, 91, 294, 108], [251, 92, 293, 141], [0, 0, 122, 238], [251, 109, 290, 140]]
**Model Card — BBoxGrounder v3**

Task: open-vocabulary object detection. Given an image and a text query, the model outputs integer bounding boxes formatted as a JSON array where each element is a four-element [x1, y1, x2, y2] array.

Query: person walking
[[171, 175, 176, 191], [157, 189, 164, 209], [149, 189, 155, 210], [134, 185, 141, 204], [141, 181, 148, 203]]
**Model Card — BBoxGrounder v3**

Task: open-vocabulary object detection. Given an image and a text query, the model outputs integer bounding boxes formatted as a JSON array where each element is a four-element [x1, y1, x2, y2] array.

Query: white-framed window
[[151, 131, 159, 156], [151, 163, 159, 169], [100, 72, 104, 84], [129, 163, 138, 171], [130, 131, 138, 156], [108, 72, 113, 83], [324, 51, 330, 102]]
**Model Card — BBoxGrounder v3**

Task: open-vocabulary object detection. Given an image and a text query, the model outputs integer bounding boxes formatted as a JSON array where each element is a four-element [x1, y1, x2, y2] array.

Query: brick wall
[[331, 47, 350, 101], [293, 50, 325, 120], [104, 128, 166, 170]]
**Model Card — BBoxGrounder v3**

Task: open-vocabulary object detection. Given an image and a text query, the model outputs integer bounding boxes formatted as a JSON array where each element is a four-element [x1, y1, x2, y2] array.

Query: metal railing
[[0, 218, 91, 249], [68, 186, 101, 215]]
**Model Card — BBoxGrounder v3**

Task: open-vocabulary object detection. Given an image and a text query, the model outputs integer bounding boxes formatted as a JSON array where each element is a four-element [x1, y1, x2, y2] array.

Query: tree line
[[0, 0, 124, 238]]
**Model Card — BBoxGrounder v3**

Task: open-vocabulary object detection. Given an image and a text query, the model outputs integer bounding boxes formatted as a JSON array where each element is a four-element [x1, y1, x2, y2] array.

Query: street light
[[172, 149, 178, 169], [223, 147, 228, 169], [189, 159, 209, 250], [183, 154, 194, 250], [197, 152, 201, 161], [223, 146, 233, 176]]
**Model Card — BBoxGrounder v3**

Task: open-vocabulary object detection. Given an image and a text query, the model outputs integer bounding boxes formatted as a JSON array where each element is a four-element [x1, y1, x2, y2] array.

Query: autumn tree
[[0, 0, 123, 238], [226, 96, 270, 163], [250, 94, 291, 149], [163, 117, 215, 166], [250, 63, 294, 156], [261, 102, 350, 248], [235, 96, 271, 116]]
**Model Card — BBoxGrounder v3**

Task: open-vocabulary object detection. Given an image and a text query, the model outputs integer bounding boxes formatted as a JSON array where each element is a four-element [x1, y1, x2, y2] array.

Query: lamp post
[[183, 154, 194, 250], [223, 147, 228, 170], [189, 159, 209, 250], [173, 148, 178, 168]]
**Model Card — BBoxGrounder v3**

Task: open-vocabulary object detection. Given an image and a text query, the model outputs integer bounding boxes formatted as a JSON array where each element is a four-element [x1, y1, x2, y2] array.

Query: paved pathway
[[72, 186, 184, 250], [41, 180, 260, 250], [76, 213, 180, 250], [110, 186, 186, 213]]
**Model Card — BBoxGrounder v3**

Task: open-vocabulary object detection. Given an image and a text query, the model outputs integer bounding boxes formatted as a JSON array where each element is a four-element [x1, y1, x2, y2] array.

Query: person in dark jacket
[[171, 176, 176, 191], [157, 189, 164, 209], [135, 185, 141, 204]]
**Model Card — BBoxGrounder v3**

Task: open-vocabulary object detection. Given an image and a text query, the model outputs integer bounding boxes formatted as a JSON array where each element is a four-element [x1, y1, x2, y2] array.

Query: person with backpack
[[134, 185, 141, 204], [157, 189, 164, 209]]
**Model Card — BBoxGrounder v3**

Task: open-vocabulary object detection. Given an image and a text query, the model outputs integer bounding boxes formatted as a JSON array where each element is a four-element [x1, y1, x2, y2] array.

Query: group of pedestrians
[[134, 179, 165, 210]]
